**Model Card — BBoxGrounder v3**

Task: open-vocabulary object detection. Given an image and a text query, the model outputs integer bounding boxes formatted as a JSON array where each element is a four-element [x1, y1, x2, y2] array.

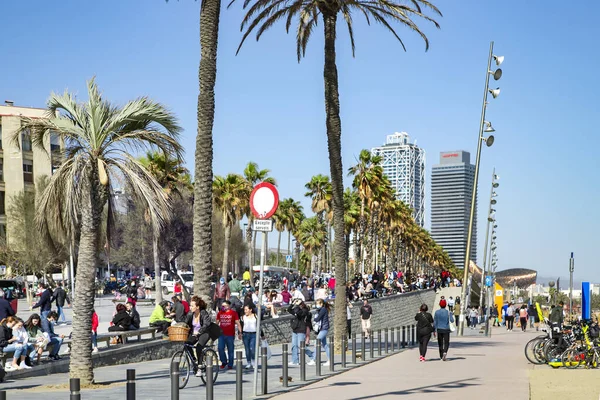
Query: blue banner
[[582, 282, 591, 320]]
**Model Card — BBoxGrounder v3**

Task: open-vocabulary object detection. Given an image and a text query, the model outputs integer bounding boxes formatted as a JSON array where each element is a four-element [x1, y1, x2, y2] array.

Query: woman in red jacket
[[92, 310, 99, 354]]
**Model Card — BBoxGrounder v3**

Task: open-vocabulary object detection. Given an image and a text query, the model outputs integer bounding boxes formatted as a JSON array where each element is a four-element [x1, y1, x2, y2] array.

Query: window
[[0, 159, 3, 181], [50, 132, 60, 152], [23, 159, 33, 183], [22, 130, 32, 152], [0, 191, 4, 215]]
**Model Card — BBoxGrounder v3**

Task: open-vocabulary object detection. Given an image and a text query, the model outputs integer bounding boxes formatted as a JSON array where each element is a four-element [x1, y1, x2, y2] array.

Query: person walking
[[0, 290, 15, 321], [468, 307, 478, 329], [505, 302, 515, 331], [433, 299, 454, 361], [415, 303, 434, 362], [519, 305, 528, 332], [549, 301, 564, 330], [360, 299, 373, 339], [287, 299, 313, 366], [52, 283, 71, 325], [241, 305, 259, 369], [213, 277, 231, 311], [216, 300, 242, 371], [311, 298, 331, 366], [144, 273, 153, 299], [31, 283, 53, 332]]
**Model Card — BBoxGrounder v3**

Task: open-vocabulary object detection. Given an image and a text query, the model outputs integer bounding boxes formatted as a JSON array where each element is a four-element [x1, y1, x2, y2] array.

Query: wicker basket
[[167, 326, 190, 342]]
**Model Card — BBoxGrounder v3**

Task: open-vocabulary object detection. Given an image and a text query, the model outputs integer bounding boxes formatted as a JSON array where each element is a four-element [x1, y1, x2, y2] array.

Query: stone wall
[[261, 289, 437, 344]]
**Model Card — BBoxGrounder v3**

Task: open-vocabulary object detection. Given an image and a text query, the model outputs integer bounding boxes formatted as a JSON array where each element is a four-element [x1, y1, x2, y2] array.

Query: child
[[11, 319, 33, 370]]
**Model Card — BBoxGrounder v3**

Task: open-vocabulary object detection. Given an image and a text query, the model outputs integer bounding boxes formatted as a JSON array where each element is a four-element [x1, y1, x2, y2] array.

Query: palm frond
[[341, 4, 356, 56]]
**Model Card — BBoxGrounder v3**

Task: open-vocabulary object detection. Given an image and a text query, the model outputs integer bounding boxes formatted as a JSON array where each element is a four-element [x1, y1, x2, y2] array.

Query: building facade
[[371, 132, 425, 227], [430, 151, 477, 269], [0, 101, 61, 245]]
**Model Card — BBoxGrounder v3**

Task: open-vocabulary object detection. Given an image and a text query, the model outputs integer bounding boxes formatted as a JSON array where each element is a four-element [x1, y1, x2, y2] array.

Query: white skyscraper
[[371, 132, 425, 227]]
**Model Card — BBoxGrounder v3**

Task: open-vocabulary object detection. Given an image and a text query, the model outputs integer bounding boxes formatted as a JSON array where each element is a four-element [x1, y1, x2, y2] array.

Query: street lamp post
[[479, 170, 499, 318], [458, 41, 504, 336]]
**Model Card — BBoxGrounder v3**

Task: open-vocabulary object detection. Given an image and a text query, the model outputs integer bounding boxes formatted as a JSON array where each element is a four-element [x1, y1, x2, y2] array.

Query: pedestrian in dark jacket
[[108, 304, 131, 332], [31, 283, 53, 332], [170, 296, 187, 323], [287, 299, 313, 365], [126, 302, 140, 330], [51, 283, 71, 325], [311, 299, 331, 365], [0, 290, 15, 321], [415, 303, 434, 361]]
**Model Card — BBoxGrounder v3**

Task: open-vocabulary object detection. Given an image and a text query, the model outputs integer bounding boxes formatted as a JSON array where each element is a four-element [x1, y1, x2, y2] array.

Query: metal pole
[[316, 340, 322, 376], [261, 347, 268, 395], [0, 391, 5, 400], [300, 342, 306, 381], [352, 333, 357, 364], [206, 354, 214, 400], [377, 329, 382, 355], [70, 378, 81, 400], [401, 326, 406, 348], [480, 168, 496, 312], [282, 344, 288, 388], [361, 332, 366, 361], [170, 361, 179, 400], [126, 369, 136, 400], [411, 325, 416, 346], [385, 328, 389, 354], [253, 230, 267, 396], [391, 327, 395, 351], [569, 253, 574, 318], [329, 336, 334, 372], [459, 40, 495, 336], [236, 351, 243, 400], [341, 336, 347, 368]]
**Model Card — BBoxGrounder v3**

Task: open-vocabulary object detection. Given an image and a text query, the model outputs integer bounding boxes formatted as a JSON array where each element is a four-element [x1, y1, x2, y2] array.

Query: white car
[[160, 271, 194, 295]]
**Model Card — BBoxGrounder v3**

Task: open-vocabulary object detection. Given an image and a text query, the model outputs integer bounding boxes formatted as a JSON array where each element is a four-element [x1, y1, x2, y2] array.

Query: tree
[[213, 174, 249, 276], [238, 0, 441, 352], [297, 216, 326, 275], [305, 175, 332, 272], [16, 79, 182, 384]]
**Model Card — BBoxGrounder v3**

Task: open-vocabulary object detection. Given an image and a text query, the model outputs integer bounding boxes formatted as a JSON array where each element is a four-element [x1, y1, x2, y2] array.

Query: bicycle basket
[[168, 326, 190, 342]]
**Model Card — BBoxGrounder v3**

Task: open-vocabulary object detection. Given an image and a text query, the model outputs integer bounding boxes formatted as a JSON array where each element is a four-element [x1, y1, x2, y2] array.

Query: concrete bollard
[[70, 378, 81, 400], [170, 361, 179, 400], [127, 369, 136, 400], [316, 340, 322, 377], [236, 351, 243, 400], [300, 342, 306, 381], [261, 347, 268, 395], [206, 354, 214, 400], [341, 337, 347, 368], [282, 344, 289, 388], [352, 333, 357, 364], [329, 336, 335, 372], [0, 391, 5, 400]]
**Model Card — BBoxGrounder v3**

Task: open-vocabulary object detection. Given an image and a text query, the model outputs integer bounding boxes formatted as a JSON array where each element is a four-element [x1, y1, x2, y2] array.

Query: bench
[[96, 326, 160, 348], [111, 298, 156, 306]]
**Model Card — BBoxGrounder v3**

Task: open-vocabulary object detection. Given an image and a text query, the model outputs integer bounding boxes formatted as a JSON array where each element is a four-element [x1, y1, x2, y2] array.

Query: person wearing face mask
[[213, 277, 231, 311], [310, 298, 331, 366]]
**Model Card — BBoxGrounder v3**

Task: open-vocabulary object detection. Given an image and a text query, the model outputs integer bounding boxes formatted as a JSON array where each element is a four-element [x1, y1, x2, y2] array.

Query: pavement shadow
[[348, 378, 480, 399]]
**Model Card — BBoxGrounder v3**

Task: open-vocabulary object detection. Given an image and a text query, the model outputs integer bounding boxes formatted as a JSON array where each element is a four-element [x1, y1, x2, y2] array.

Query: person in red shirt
[[281, 287, 292, 306], [216, 300, 242, 370], [92, 310, 99, 353], [328, 277, 336, 296]]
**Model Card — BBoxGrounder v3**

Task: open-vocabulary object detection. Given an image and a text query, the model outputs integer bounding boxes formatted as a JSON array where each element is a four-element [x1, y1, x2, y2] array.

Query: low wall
[[261, 289, 437, 344]]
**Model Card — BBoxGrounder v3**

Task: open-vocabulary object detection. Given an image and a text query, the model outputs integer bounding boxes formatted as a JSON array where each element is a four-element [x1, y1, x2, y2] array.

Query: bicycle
[[171, 340, 220, 389]]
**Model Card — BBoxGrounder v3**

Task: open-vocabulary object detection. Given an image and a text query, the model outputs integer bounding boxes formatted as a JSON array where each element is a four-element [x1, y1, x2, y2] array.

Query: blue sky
[[2, 1, 598, 281]]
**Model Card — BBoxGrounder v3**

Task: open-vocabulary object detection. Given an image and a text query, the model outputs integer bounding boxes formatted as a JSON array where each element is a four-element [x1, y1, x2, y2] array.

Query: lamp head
[[489, 88, 501, 99], [484, 121, 495, 132], [493, 224, 498, 228], [493, 182, 499, 188], [484, 135, 495, 147], [494, 55, 504, 66], [491, 199, 497, 205], [488, 217, 495, 222], [492, 69, 503, 80]]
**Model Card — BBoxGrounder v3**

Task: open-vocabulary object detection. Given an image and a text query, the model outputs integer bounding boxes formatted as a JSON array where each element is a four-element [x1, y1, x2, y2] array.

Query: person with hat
[[433, 299, 454, 361], [213, 277, 231, 312]]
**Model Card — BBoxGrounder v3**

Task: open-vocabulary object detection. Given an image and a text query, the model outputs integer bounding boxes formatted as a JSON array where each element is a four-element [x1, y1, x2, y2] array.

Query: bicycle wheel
[[200, 348, 220, 385], [524, 336, 546, 365], [171, 350, 191, 389], [561, 348, 584, 369]]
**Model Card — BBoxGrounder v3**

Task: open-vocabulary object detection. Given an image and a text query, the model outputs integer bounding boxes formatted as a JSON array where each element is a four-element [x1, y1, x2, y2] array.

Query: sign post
[[249, 182, 279, 396], [569, 252, 574, 318]]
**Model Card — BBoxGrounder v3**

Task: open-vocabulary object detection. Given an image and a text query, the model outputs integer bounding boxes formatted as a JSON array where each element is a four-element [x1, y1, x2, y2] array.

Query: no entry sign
[[250, 182, 279, 219]]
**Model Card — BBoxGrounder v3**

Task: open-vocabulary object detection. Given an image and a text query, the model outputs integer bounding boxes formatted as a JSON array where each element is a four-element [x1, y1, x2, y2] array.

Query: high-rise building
[[0, 101, 62, 245], [371, 132, 425, 226], [430, 151, 477, 269]]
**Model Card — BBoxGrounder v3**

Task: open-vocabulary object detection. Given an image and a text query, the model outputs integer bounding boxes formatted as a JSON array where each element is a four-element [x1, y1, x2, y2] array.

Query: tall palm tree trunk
[[246, 224, 253, 268], [327, 222, 333, 272], [222, 223, 231, 277], [276, 230, 282, 266], [153, 234, 163, 304], [322, 11, 346, 353], [193, 0, 221, 307], [70, 180, 101, 384]]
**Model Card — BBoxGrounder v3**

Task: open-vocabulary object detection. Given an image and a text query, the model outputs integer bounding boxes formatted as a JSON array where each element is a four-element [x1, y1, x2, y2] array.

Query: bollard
[[410, 325, 414, 346], [329, 336, 335, 372], [316, 340, 322, 377], [236, 351, 243, 400], [369, 333, 374, 359], [0, 391, 5, 400], [206, 354, 214, 400], [361, 332, 366, 361], [391, 327, 395, 351], [127, 369, 136, 400], [171, 361, 179, 400], [341, 337, 347, 368], [352, 333, 357, 364], [385, 328, 389, 354], [300, 342, 306, 381], [396, 327, 401, 351], [282, 344, 289, 388], [377, 329, 382, 355], [412, 325, 417, 346], [261, 347, 268, 395], [70, 378, 81, 400], [401, 326, 406, 348]]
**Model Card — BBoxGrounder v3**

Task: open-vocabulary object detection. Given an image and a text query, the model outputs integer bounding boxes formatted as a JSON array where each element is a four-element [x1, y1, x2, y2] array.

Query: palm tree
[[285, 198, 304, 255], [238, 0, 441, 349], [343, 188, 360, 273], [16, 79, 182, 384], [297, 216, 326, 275], [273, 198, 291, 265], [139, 151, 192, 303], [243, 162, 276, 266], [304, 175, 332, 272], [213, 174, 250, 277]]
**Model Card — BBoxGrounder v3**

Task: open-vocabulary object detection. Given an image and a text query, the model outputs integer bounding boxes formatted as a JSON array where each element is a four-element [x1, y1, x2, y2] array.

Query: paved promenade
[[273, 329, 538, 400]]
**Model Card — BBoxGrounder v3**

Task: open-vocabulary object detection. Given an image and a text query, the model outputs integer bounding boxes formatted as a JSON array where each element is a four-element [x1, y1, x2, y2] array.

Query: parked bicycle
[[171, 341, 220, 389]]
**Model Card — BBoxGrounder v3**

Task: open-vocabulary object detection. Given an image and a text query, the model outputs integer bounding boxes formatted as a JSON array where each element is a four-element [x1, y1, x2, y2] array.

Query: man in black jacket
[[31, 283, 53, 332], [52, 283, 71, 326], [126, 302, 141, 330], [0, 290, 15, 321], [287, 299, 314, 365]]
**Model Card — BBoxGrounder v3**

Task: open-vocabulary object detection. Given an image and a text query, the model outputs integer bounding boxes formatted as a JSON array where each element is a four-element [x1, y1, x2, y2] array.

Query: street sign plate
[[286, 255, 293, 263], [485, 276, 492, 287], [252, 219, 273, 232], [250, 182, 279, 219]]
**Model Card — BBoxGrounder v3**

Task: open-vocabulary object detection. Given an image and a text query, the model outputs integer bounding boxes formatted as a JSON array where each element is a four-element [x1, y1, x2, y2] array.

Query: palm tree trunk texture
[[153, 234, 163, 304], [276, 230, 282, 266], [322, 12, 347, 353], [246, 224, 253, 268], [193, 0, 221, 307], [327, 222, 333, 272], [252, 230, 257, 266], [222, 223, 231, 277], [69, 179, 101, 384]]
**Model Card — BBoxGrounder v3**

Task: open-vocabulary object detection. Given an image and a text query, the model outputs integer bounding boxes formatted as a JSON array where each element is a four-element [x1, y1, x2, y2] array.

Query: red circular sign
[[250, 182, 279, 219]]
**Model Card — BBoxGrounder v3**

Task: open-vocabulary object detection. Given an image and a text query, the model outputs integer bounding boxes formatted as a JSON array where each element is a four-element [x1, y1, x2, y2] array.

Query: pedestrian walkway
[[272, 329, 538, 400]]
